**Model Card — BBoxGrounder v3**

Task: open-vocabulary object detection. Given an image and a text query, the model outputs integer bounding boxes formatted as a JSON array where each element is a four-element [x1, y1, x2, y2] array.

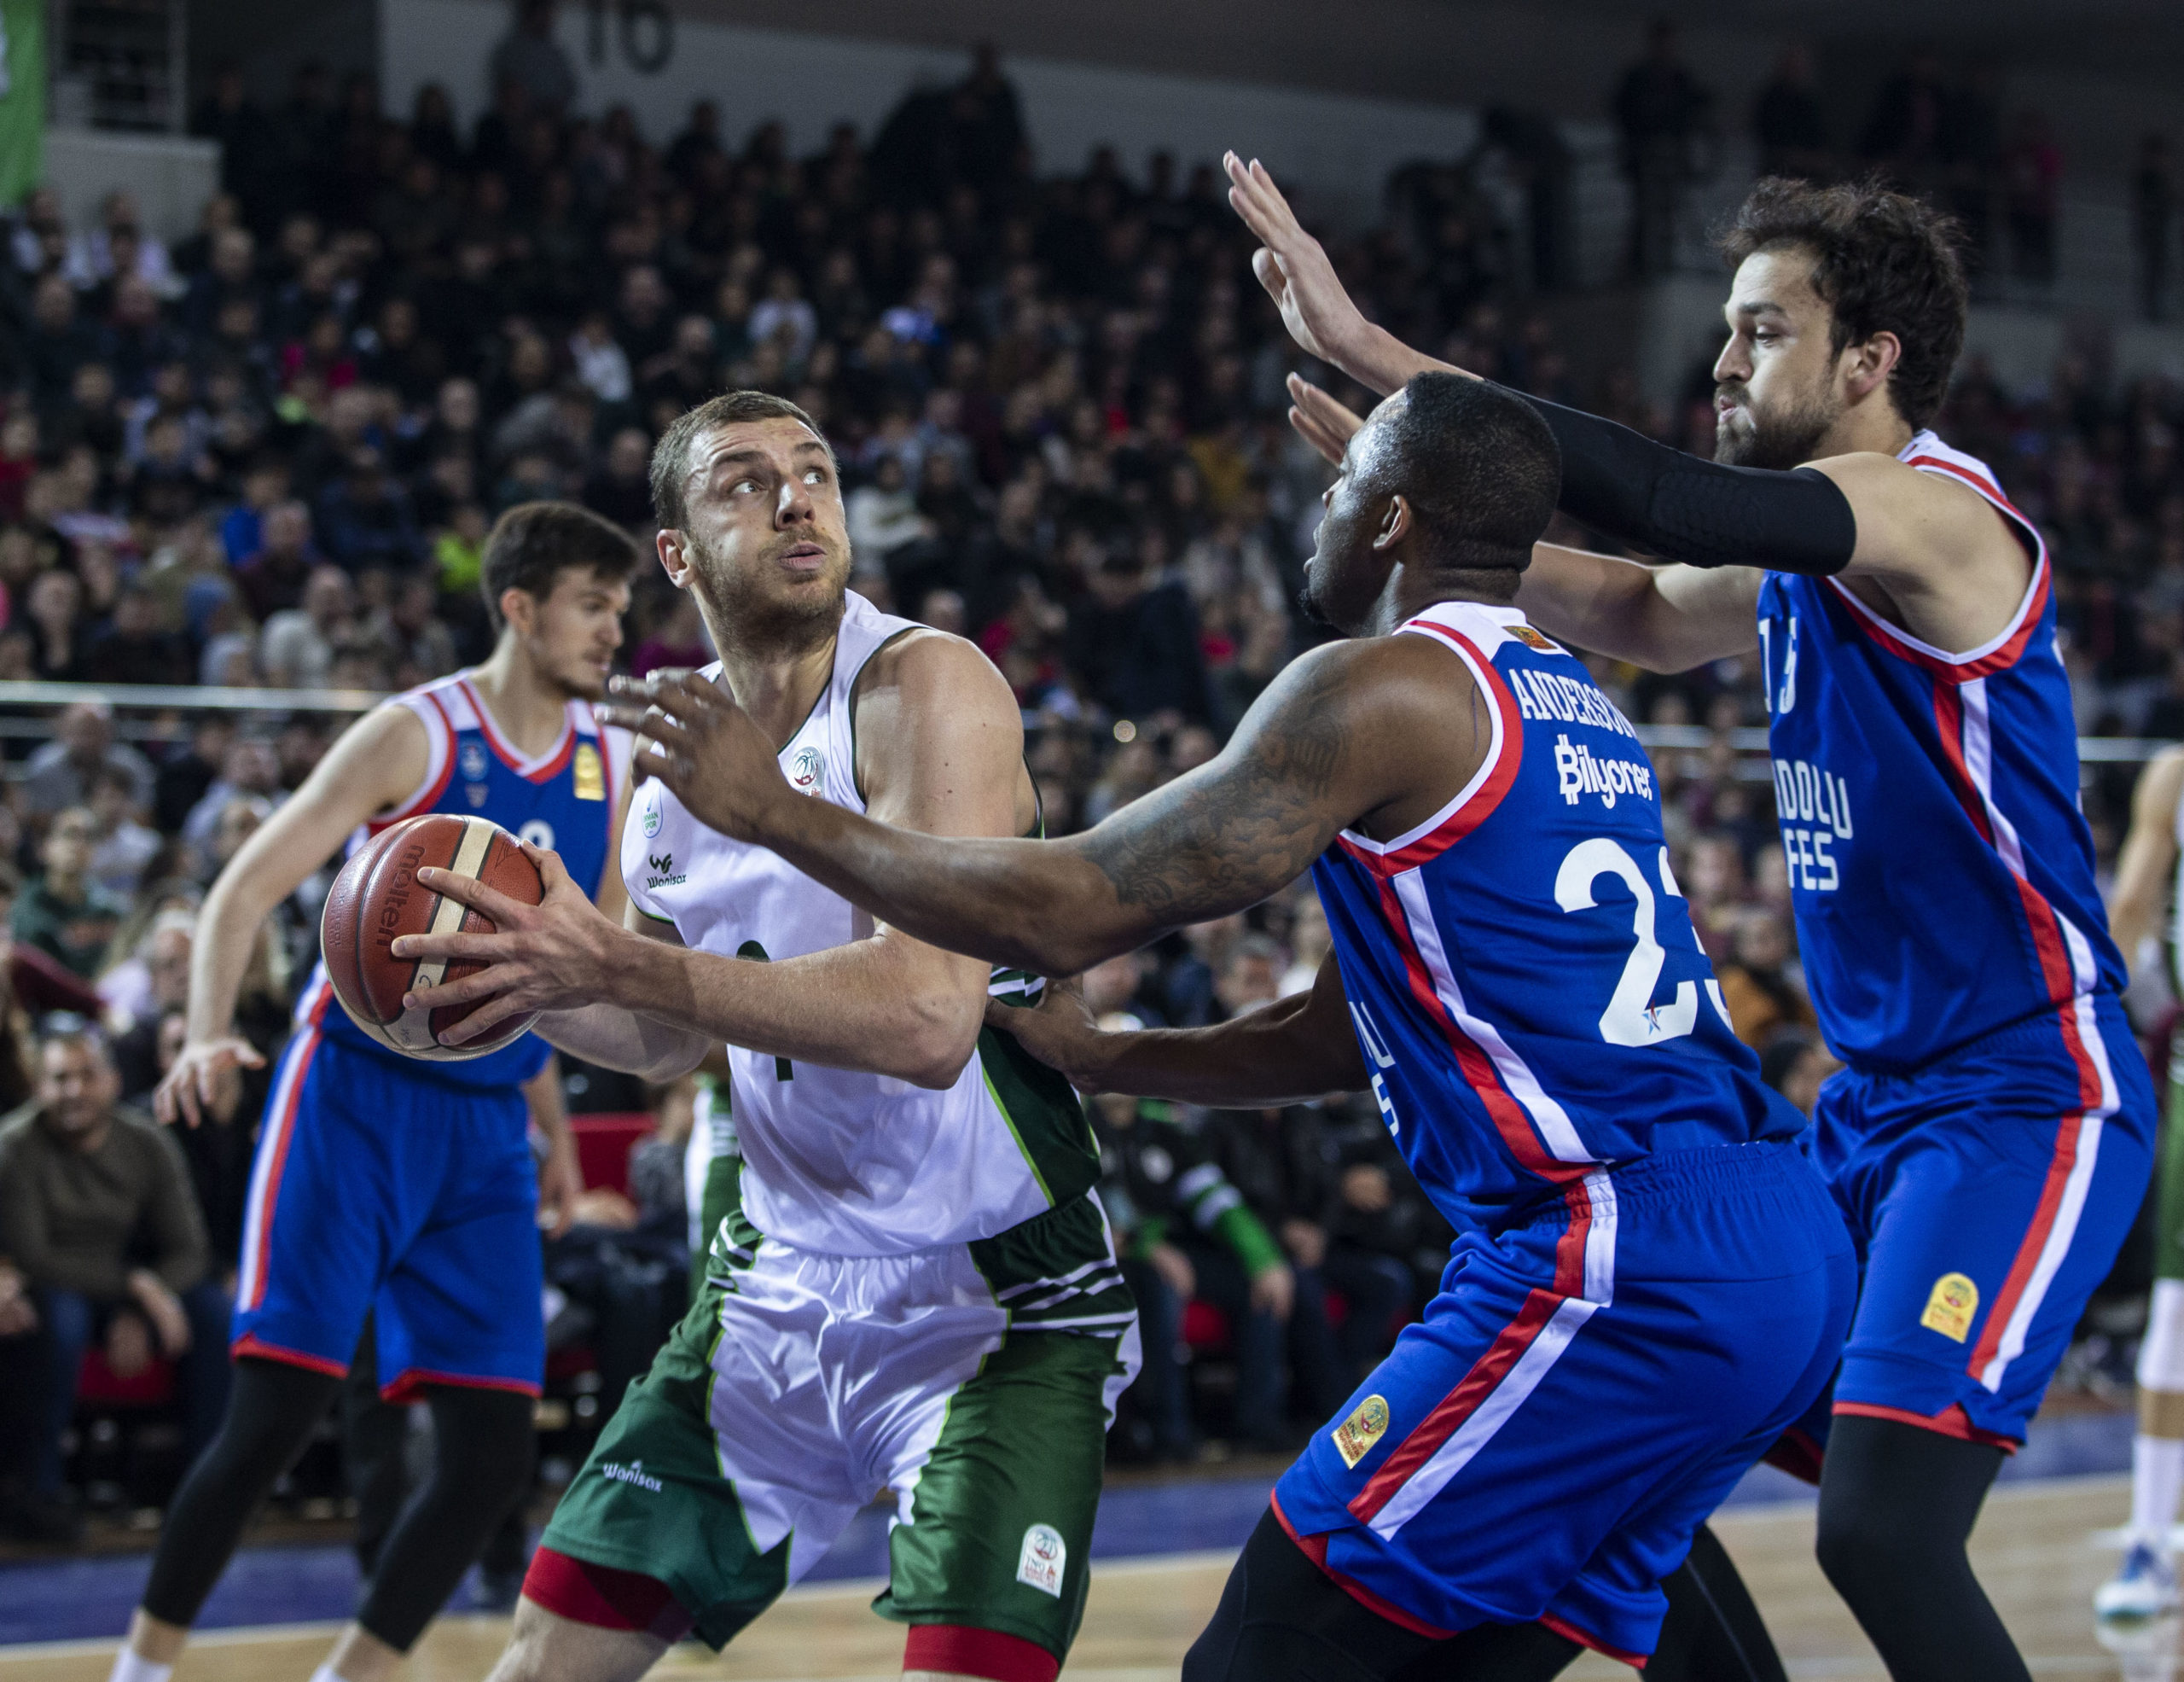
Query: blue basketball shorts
[[1271, 1138, 1855, 1664], [231, 1023, 544, 1400], [1790, 992, 2155, 1453]]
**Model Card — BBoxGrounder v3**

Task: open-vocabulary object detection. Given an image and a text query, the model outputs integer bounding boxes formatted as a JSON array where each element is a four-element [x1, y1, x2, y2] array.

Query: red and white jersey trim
[[1825, 431, 2049, 680], [236, 1019, 325, 1311], [1347, 1167, 1617, 1540], [453, 674, 578, 782], [1940, 671, 2122, 1394], [1335, 602, 1525, 876], [1390, 869, 1594, 1167]]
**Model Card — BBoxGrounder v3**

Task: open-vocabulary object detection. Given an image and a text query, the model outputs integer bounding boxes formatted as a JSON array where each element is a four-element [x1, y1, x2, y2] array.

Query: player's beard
[[1714, 381, 1841, 470], [690, 530, 849, 658]]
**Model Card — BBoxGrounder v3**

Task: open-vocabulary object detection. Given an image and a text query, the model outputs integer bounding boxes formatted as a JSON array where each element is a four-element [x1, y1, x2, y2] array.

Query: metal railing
[[0, 681, 2170, 765]]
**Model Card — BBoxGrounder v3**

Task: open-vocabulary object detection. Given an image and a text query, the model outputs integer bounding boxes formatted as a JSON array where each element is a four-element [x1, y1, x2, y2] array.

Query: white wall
[[43, 131, 221, 242], [379, 0, 1478, 224]]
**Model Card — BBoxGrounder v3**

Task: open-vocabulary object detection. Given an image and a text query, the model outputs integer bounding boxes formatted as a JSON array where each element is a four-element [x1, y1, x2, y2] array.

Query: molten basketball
[[320, 813, 545, 1060]]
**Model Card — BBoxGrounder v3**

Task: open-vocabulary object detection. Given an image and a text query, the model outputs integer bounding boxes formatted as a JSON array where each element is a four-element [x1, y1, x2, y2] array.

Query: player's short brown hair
[[479, 501, 642, 631], [1719, 177, 1969, 433], [648, 390, 835, 531]]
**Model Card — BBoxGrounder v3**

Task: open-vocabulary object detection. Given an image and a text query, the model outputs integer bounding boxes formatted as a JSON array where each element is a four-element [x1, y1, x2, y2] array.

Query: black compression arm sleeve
[[1510, 387, 1858, 574]]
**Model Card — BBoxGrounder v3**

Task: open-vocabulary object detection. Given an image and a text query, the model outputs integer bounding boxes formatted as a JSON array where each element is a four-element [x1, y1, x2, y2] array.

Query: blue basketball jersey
[[297, 672, 627, 1091], [1316, 602, 1798, 1237], [1755, 431, 2123, 1074]]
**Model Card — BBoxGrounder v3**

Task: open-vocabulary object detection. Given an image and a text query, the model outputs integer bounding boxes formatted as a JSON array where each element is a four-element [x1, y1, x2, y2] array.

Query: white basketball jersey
[[624, 591, 1091, 1257]]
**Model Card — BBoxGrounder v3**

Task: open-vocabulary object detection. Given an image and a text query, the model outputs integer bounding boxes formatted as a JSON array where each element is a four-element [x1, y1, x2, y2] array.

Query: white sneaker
[[2098, 1539, 2181, 1622]]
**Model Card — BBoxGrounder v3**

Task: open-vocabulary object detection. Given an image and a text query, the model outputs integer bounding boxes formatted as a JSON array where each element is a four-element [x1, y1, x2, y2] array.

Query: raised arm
[[992, 949, 1366, 1105], [605, 636, 1473, 978]]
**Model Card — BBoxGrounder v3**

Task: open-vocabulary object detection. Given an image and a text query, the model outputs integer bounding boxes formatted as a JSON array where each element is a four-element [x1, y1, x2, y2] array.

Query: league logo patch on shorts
[[1921, 1272, 1979, 1342], [1016, 1523, 1066, 1597], [1333, 1394, 1391, 1468], [574, 742, 606, 800]]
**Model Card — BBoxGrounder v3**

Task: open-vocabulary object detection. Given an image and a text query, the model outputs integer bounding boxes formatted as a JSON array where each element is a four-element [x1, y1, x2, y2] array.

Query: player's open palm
[[154, 1037, 265, 1129], [1224, 150, 1368, 368], [602, 669, 793, 845], [392, 844, 624, 1043]]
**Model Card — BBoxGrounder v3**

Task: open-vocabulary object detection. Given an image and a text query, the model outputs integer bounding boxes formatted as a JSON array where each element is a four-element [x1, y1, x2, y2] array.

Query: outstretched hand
[[599, 670, 793, 847], [390, 842, 624, 1045], [1286, 373, 1366, 469], [1224, 151, 1370, 370]]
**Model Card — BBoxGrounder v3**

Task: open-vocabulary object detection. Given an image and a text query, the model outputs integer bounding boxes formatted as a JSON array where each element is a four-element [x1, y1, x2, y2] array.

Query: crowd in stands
[[0, 29, 2176, 1536]]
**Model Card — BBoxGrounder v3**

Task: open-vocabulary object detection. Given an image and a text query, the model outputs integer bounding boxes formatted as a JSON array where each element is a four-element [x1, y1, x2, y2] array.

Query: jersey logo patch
[[1921, 1272, 1979, 1342], [789, 744, 825, 794], [574, 742, 606, 800], [642, 795, 662, 837], [1333, 1394, 1390, 1468], [459, 740, 488, 782], [465, 783, 489, 807], [1016, 1523, 1066, 1596], [1510, 624, 1561, 655]]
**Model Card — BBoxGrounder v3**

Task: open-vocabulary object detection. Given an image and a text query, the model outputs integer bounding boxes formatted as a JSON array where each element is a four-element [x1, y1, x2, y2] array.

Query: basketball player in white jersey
[[395, 390, 1135, 1682], [2098, 744, 2184, 1621]]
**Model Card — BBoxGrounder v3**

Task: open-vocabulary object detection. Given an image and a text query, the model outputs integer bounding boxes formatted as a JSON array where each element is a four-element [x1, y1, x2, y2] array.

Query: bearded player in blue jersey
[[516, 373, 1856, 1679], [1228, 155, 2156, 1682]]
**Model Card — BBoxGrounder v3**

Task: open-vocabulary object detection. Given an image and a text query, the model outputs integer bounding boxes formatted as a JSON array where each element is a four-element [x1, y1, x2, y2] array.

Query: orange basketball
[[320, 813, 544, 1060]]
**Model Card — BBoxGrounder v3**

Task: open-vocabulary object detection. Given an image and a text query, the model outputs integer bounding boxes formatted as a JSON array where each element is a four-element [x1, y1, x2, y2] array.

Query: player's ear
[[1843, 330, 1902, 403], [656, 527, 695, 590], [1373, 495, 1412, 553], [499, 586, 537, 637]]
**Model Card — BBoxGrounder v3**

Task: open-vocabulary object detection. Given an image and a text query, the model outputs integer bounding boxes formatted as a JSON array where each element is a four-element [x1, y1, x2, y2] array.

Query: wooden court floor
[[0, 1475, 2169, 1680]]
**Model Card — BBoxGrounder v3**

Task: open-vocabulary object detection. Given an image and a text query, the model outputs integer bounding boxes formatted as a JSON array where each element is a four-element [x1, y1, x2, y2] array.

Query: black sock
[[1815, 1413, 2026, 1682], [1648, 1524, 1787, 1682], [354, 1384, 535, 1652], [142, 1358, 345, 1627]]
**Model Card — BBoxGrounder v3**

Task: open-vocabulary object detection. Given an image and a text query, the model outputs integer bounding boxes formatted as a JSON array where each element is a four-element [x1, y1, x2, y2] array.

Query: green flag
[[0, 0, 44, 208]]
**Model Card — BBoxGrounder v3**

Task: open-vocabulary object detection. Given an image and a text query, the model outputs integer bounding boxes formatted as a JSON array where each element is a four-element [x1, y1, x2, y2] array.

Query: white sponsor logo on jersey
[[601, 1458, 663, 1492], [1553, 734, 1654, 808]]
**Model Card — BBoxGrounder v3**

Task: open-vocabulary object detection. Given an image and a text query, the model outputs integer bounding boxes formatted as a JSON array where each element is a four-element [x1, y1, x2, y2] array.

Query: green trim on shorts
[[697, 1152, 765, 1287], [2157, 1051, 2184, 1283], [977, 1021, 1101, 1211], [537, 1295, 790, 1650], [968, 1191, 1136, 1334], [872, 1322, 1129, 1658]]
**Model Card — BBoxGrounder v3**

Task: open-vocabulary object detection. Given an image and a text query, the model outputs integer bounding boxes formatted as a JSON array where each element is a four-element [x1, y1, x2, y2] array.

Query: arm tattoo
[[1080, 656, 1350, 917]]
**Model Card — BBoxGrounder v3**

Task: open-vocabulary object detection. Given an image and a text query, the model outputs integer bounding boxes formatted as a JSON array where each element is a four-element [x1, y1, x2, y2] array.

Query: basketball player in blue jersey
[[568, 375, 1856, 1679], [106, 503, 638, 1682], [1226, 157, 2158, 1680]]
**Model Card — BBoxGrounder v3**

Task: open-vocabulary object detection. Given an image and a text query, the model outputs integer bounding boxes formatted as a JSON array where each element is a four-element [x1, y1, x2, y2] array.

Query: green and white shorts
[[540, 1188, 1139, 1659]]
